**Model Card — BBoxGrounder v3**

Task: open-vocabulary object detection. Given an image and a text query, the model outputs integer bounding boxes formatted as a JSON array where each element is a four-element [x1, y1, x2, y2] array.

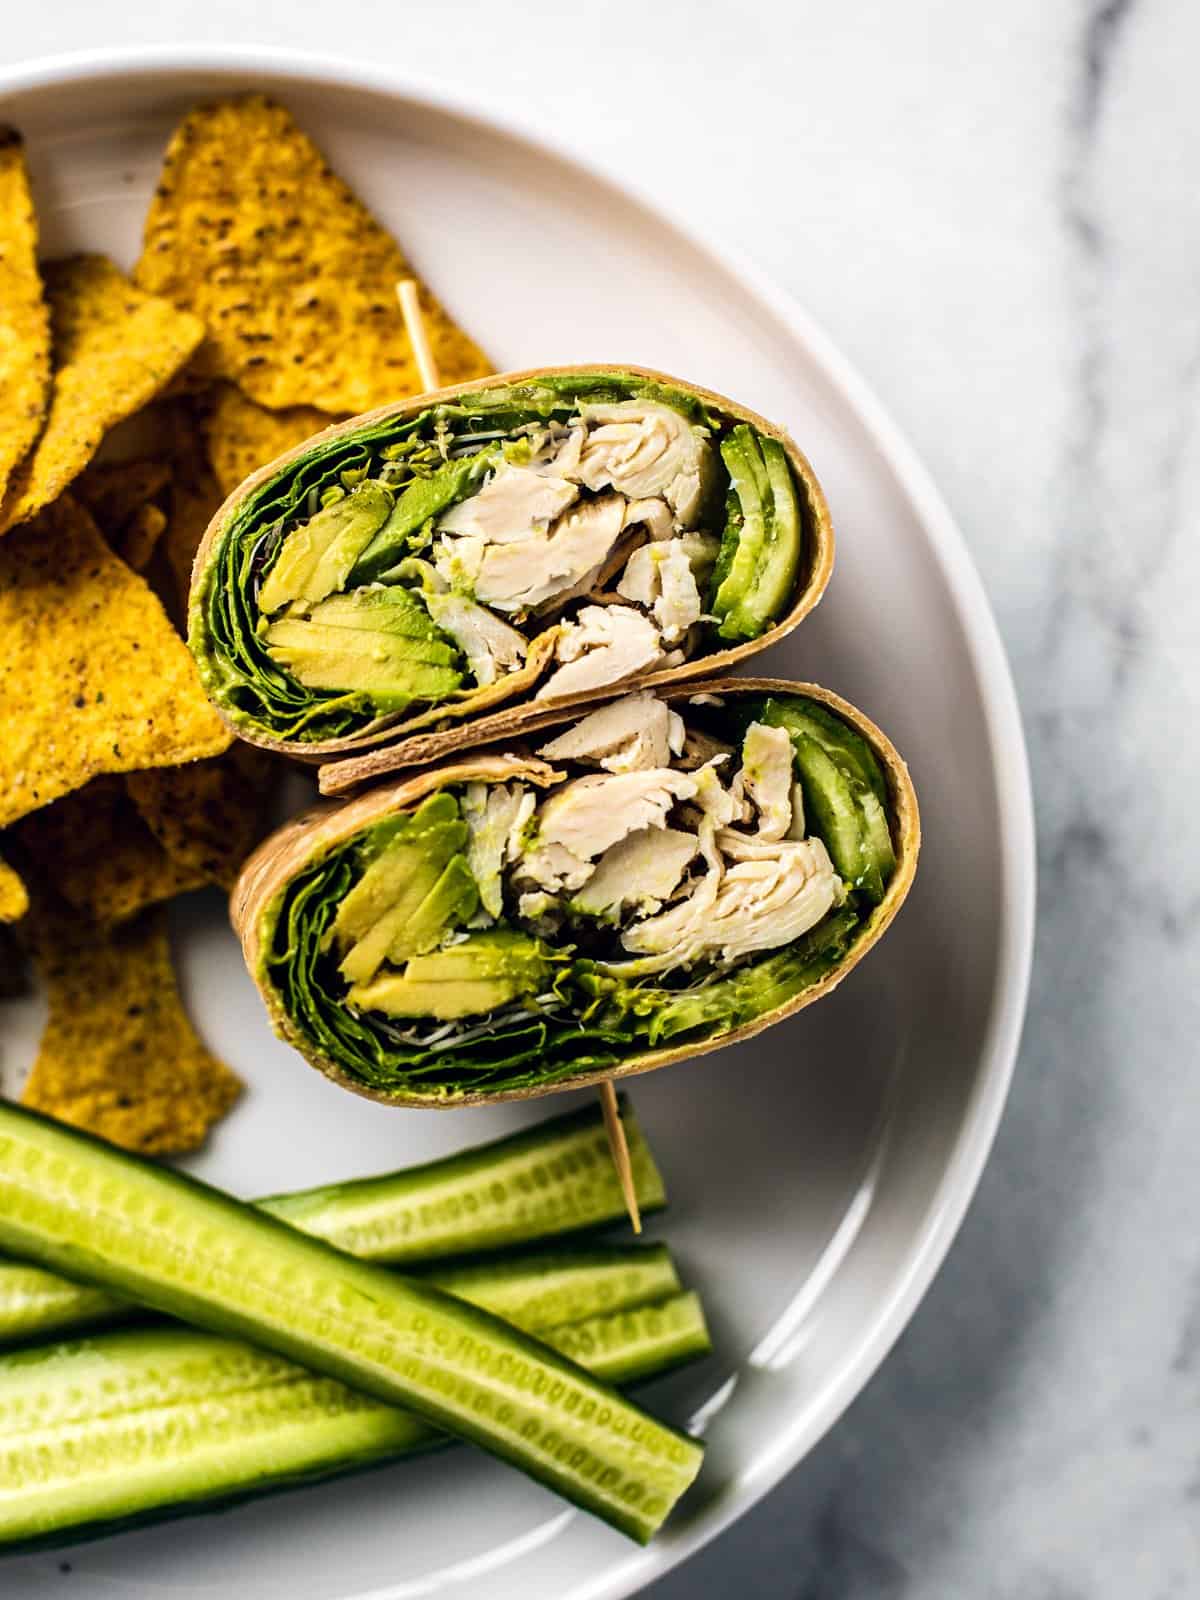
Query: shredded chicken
[[462, 782, 534, 917], [679, 530, 721, 587], [476, 495, 627, 613], [570, 401, 711, 526], [616, 539, 703, 644], [464, 692, 848, 982], [573, 827, 699, 918], [432, 535, 486, 591], [529, 422, 585, 478], [619, 836, 842, 970], [624, 497, 674, 541], [517, 890, 559, 921], [614, 545, 657, 608], [688, 758, 747, 827], [438, 463, 578, 541], [515, 840, 593, 895], [424, 592, 528, 687], [537, 690, 686, 773], [527, 527, 645, 617], [535, 604, 665, 701], [785, 781, 807, 840], [534, 766, 698, 862], [730, 723, 795, 840]]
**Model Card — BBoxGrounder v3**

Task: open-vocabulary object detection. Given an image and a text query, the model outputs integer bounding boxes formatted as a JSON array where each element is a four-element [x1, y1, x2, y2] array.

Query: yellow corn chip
[[126, 746, 274, 892], [74, 457, 172, 572], [115, 500, 168, 571], [0, 129, 50, 504], [0, 256, 204, 534], [202, 381, 337, 498], [135, 97, 490, 414], [0, 496, 231, 829], [23, 901, 242, 1156], [0, 856, 29, 924], [17, 777, 206, 924], [151, 403, 225, 624], [163, 477, 218, 622], [75, 456, 171, 533]]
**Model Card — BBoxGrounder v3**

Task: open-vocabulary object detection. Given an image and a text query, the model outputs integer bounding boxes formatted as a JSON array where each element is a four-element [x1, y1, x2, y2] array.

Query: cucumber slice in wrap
[[242, 687, 912, 1102], [189, 367, 828, 755]]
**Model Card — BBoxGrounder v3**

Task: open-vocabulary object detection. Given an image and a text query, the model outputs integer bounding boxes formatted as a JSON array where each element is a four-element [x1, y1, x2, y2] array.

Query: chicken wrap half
[[233, 679, 918, 1105], [189, 369, 834, 761]]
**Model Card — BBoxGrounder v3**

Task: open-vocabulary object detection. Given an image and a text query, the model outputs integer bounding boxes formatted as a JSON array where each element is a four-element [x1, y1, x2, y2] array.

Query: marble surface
[[5, 2, 1199, 1594]]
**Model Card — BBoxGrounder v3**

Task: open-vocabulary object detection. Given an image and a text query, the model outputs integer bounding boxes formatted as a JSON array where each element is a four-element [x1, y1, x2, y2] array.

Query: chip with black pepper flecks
[[0, 129, 50, 506], [0, 256, 203, 534], [134, 97, 490, 414], [0, 496, 230, 828], [21, 899, 241, 1155]]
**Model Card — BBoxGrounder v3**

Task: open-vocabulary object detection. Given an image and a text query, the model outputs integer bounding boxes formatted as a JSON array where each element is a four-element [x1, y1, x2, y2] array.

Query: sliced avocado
[[403, 929, 549, 983], [258, 482, 393, 614], [267, 646, 460, 704], [711, 427, 771, 641], [388, 855, 479, 968], [369, 789, 459, 843], [264, 617, 462, 703], [332, 799, 465, 946], [347, 930, 551, 1021], [334, 806, 469, 986], [307, 586, 442, 639], [348, 975, 519, 1021], [264, 618, 457, 666], [791, 732, 864, 890], [349, 448, 501, 584]]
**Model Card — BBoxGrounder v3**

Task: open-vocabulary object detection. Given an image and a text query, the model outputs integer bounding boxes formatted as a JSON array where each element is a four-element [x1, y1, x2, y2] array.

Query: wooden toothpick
[[396, 279, 441, 393], [394, 280, 639, 1231], [599, 1081, 642, 1234]]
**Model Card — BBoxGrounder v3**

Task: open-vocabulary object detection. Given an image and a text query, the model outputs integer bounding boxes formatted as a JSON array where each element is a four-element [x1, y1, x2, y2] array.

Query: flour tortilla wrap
[[191, 367, 835, 763], [232, 678, 917, 1107]]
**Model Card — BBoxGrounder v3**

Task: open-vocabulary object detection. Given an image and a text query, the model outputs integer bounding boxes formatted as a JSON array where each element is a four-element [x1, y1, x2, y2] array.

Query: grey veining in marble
[[650, 4, 1200, 1595], [4, 1, 1199, 1595]]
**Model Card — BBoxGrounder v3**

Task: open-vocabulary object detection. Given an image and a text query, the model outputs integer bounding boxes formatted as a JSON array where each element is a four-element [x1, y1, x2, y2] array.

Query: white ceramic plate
[[0, 47, 1035, 1600]]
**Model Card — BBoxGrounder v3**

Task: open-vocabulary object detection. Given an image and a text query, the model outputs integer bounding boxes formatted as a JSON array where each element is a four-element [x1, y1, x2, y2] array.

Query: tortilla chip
[[0, 856, 29, 924], [0, 130, 50, 503], [126, 746, 274, 891], [0, 256, 204, 534], [115, 500, 168, 571], [202, 381, 337, 498], [74, 458, 172, 571], [135, 97, 490, 414], [162, 481, 217, 621], [74, 456, 171, 533], [0, 496, 231, 830], [23, 901, 242, 1155], [17, 777, 206, 924], [150, 404, 225, 624]]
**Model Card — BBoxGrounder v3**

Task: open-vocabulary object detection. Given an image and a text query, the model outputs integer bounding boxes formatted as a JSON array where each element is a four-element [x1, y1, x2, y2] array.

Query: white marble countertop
[[5, 2, 1198, 1594]]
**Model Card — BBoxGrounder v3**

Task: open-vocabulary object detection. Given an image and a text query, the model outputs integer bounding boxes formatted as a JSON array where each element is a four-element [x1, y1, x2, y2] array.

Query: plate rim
[[0, 42, 1037, 1598]]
